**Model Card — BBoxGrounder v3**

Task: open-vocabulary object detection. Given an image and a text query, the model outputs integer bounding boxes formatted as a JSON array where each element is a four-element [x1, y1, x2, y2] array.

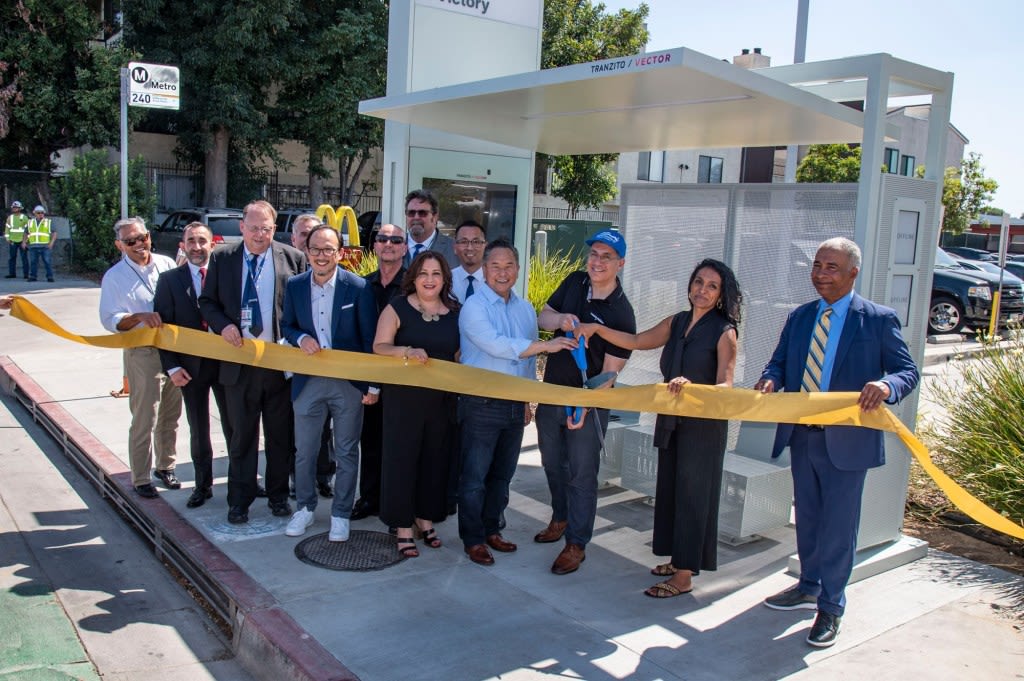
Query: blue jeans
[[28, 244, 53, 280], [535, 403, 609, 547], [457, 396, 526, 548], [7, 241, 28, 277]]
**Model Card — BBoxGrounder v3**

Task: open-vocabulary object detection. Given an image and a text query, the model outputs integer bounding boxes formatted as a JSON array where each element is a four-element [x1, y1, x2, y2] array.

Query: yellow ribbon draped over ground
[[8, 296, 1023, 541]]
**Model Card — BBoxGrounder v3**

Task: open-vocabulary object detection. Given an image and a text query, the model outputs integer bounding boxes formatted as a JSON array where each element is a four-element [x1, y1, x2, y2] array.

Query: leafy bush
[[920, 331, 1024, 528], [527, 252, 584, 340], [54, 150, 156, 273]]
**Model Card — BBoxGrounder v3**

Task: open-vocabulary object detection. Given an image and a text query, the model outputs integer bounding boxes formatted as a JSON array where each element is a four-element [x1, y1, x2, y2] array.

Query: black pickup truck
[[929, 248, 1024, 334]]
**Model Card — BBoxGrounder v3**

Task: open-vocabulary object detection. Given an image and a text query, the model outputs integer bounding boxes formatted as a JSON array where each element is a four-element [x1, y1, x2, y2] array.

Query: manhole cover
[[294, 530, 404, 571]]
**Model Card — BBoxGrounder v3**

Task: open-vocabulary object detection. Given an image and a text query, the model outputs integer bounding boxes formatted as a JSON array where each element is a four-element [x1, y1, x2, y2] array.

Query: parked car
[[929, 248, 1024, 334], [273, 208, 319, 245], [943, 246, 997, 261], [952, 257, 1024, 285], [151, 207, 244, 257], [1003, 261, 1024, 280]]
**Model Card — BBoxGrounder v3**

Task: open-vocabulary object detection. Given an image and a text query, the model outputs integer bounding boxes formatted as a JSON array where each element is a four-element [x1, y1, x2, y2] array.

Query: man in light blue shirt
[[457, 239, 576, 566]]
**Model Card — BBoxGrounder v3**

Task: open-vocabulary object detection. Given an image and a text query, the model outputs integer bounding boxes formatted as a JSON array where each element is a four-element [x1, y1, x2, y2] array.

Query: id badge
[[241, 306, 252, 329]]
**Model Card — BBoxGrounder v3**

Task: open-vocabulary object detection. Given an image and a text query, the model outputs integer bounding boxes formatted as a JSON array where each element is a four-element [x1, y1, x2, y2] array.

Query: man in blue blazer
[[755, 237, 919, 648], [281, 225, 378, 541]]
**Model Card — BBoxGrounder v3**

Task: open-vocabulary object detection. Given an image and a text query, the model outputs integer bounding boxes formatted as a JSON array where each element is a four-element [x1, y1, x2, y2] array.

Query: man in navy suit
[[154, 222, 233, 508], [281, 225, 378, 541], [755, 237, 919, 648], [199, 200, 306, 525]]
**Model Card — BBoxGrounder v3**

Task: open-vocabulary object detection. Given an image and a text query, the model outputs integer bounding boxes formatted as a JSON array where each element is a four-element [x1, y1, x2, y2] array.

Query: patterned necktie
[[465, 274, 475, 298], [198, 267, 208, 330], [801, 308, 833, 392], [243, 253, 264, 338]]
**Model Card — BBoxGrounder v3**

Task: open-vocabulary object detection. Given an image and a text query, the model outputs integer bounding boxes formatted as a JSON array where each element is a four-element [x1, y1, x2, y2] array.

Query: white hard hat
[[11, 200, 23, 209], [33, 205, 45, 213]]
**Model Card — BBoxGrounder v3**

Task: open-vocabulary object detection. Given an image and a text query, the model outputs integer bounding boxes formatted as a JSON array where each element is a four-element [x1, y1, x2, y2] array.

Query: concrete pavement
[[1, 275, 1021, 681]]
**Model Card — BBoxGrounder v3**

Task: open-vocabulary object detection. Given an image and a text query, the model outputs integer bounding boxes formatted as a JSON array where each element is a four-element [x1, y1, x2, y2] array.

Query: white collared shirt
[[241, 246, 275, 341], [99, 253, 177, 333], [407, 230, 437, 258], [450, 265, 482, 303]]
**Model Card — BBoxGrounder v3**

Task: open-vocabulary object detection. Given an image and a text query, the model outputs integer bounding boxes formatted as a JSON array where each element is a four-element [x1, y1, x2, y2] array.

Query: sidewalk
[[1, 276, 1021, 681]]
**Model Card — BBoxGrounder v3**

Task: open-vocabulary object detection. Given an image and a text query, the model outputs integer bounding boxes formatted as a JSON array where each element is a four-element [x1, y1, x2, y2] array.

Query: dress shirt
[[407, 230, 437, 258], [99, 253, 177, 333], [241, 246, 275, 341], [459, 282, 537, 379], [297, 274, 337, 348], [814, 290, 853, 392], [451, 265, 482, 302]]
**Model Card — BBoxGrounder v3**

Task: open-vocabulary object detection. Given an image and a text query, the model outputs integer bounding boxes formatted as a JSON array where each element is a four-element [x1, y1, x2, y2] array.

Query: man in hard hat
[[5, 201, 30, 279], [26, 205, 56, 283]]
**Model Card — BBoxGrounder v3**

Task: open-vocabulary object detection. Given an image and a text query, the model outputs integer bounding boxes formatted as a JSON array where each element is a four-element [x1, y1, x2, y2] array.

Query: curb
[[0, 355, 359, 681]]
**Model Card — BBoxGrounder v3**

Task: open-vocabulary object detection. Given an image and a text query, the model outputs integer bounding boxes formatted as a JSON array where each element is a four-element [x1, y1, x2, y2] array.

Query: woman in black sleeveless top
[[578, 259, 741, 597], [373, 252, 460, 558]]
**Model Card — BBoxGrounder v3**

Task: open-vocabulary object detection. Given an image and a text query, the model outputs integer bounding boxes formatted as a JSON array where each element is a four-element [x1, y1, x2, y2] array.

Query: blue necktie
[[243, 253, 264, 338], [465, 274, 475, 298], [411, 243, 423, 261]]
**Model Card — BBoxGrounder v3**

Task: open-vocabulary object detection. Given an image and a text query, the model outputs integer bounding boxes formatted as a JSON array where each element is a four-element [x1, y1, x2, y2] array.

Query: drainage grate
[[294, 530, 404, 571]]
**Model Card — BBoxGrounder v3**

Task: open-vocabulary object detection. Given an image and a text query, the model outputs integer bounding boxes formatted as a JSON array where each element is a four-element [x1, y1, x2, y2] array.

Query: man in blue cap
[[535, 229, 636, 575]]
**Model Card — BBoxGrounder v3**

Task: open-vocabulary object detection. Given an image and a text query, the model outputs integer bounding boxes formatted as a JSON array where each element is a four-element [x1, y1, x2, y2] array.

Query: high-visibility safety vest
[[26, 218, 52, 245], [4, 213, 29, 242]]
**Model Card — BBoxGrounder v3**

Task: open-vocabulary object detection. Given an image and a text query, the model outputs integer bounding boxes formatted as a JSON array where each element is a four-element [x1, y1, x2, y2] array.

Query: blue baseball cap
[[585, 230, 626, 258]]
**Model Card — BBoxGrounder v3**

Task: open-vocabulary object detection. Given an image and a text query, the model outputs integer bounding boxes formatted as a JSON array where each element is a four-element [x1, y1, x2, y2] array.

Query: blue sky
[[601, 0, 1023, 216]]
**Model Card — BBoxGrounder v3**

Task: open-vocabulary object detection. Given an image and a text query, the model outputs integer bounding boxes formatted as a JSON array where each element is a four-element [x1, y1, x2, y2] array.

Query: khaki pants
[[125, 347, 182, 486]]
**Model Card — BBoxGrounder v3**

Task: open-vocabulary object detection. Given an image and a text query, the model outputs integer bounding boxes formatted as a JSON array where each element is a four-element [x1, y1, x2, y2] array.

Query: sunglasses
[[405, 209, 432, 218], [120, 233, 151, 247], [375, 235, 405, 244]]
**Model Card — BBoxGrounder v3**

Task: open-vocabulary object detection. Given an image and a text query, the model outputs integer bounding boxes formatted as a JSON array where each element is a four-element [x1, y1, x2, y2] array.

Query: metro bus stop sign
[[127, 62, 180, 110]]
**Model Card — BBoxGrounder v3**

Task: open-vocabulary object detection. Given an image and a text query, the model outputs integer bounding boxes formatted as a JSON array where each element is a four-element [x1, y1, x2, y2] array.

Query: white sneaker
[[329, 516, 350, 542], [285, 507, 314, 537]]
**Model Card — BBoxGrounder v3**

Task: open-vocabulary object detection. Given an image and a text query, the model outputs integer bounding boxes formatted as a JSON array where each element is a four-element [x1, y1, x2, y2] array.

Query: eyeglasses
[[405, 209, 433, 218], [456, 239, 486, 247], [245, 225, 274, 235], [375, 235, 405, 244], [588, 250, 619, 264], [120, 233, 151, 247], [308, 247, 338, 257]]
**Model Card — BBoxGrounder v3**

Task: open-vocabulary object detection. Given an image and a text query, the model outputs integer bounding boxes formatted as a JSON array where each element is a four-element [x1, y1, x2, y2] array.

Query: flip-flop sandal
[[650, 563, 678, 576], [644, 581, 693, 598]]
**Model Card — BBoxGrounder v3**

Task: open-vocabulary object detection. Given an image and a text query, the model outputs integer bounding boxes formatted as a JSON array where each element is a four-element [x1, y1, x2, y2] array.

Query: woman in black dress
[[578, 259, 741, 597], [373, 252, 461, 558]]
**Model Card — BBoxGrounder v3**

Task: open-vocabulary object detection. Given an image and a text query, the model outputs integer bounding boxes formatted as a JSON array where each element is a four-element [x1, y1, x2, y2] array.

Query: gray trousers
[[124, 347, 182, 486], [293, 377, 363, 518]]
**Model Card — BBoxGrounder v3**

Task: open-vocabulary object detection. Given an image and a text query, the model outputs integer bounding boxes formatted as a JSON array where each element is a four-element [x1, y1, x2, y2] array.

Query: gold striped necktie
[[801, 307, 833, 392]]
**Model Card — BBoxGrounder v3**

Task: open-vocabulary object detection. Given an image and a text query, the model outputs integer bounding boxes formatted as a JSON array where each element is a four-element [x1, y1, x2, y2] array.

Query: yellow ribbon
[[7, 296, 1023, 540]]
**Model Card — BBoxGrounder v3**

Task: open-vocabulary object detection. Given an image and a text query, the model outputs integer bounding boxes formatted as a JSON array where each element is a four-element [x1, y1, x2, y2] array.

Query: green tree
[[0, 1, 133, 204], [541, 1, 649, 215], [796, 144, 863, 183], [942, 153, 998, 235], [56, 150, 156, 273], [272, 1, 387, 207], [125, 0, 299, 207]]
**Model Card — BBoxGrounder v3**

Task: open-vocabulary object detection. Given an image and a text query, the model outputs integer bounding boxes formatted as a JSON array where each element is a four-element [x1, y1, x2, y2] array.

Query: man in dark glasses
[[403, 189, 457, 269], [352, 223, 408, 522], [99, 217, 183, 499]]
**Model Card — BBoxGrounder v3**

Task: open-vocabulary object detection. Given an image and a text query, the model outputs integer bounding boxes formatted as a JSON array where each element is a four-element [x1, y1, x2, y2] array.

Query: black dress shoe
[[806, 611, 841, 648], [186, 487, 213, 508], [350, 499, 378, 520], [317, 480, 333, 498], [134, 483, 159, 499], [228, 506, 249, 524], [153, 469, 181, 490], [255, 483, 267, 498], [268, 499, 292, 517]]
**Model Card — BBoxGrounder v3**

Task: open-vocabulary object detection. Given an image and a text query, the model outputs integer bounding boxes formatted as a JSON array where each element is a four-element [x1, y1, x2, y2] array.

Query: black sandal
[[419, 527, 442, 549], [397, 537, 419, 558]]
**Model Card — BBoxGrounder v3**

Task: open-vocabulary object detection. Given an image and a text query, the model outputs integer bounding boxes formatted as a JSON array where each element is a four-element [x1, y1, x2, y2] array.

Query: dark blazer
[[281, 268, 377, 400], [198, 241, 306, 384], [154, 264, 209, 377], [405, 231, 458, 270], [761, 292, 919, 471]]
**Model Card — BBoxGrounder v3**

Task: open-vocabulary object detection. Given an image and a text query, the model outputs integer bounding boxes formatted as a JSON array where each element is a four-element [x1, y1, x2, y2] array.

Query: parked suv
[[151, 207, 244, 257], [929, 248, 1024, 334], [943, 246, 997, 262]]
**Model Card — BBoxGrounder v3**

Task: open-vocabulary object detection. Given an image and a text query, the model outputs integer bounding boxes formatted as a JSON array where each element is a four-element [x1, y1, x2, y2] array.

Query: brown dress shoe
[[486, 533, 517, 553], [465, 544, 495, 565], [534, 520, 567, 543], [551, 542, 586, 575]]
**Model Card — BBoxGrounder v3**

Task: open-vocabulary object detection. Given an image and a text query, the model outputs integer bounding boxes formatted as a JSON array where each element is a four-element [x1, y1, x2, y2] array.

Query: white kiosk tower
[[380, 0, 543, 276]]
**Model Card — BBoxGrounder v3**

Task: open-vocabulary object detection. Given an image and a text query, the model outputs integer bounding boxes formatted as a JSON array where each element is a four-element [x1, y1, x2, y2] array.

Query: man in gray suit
[[403, 189, 457, 269]]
